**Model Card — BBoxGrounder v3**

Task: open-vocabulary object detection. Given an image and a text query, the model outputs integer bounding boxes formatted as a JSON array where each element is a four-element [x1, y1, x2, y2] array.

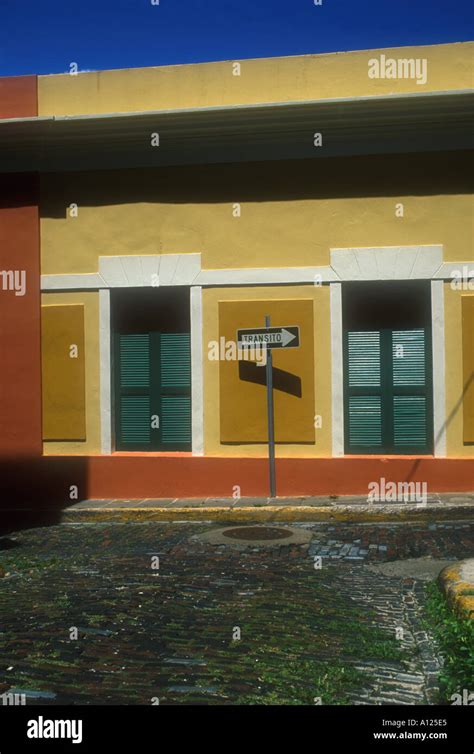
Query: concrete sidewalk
[[63, 493, 474, 523]]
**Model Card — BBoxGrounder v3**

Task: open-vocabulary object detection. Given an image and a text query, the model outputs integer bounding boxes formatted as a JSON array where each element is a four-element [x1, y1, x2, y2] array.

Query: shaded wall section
[[40, 151, 473, 274], [0, 175, 88, 534]]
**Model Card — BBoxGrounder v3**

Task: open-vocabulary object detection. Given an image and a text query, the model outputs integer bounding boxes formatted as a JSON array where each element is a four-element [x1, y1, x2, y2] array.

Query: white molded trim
[[98, 253, 202, 287], [434, 262, 474, 281], [330, 283, 344, 457], [99, 289, 112, 454], [330, 245, 443, 281], [41, 257, 339, 290], [190, 286, 204, 456], [42, 273, 107, 290], [195, 266, 339, 286], [40, 248, 474, 291], [431, 280, 447, 457]]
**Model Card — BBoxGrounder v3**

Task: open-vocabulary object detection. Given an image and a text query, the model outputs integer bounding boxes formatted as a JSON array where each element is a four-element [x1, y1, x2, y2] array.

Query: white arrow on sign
[[281, 328, 296, 347], [237, 325, 300, 349]]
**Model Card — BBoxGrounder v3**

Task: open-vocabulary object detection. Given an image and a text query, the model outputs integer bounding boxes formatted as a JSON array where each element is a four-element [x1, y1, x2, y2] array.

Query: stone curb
[[62, 503, 474, 525], [438, 559, 474, 620]]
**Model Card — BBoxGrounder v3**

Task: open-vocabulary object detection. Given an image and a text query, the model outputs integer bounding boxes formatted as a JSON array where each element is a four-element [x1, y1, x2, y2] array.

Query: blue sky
[[0, 0, 472, 77]]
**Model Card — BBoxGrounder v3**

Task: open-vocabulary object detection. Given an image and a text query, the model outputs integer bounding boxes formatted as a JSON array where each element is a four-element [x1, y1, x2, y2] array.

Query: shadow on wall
[[0, 457, 88, 537], [239, 361, 302, 397], [40, 151, 472, 217], [404, 372, 474, 483]]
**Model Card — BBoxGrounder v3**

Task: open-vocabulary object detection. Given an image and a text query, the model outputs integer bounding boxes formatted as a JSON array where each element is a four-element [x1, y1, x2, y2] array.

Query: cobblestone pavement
[[0, 520, 472, 706]]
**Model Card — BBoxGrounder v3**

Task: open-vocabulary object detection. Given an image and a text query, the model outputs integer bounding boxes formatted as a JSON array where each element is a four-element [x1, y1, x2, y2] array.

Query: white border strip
[[99, 289, 112, 454], [431, 280, 447, 457], [41, 257, 339, 290], [330, 245, 443, 281], [190, 286, 204, 456], [42, 248, 473, 291], [330, 283, 344, 456]]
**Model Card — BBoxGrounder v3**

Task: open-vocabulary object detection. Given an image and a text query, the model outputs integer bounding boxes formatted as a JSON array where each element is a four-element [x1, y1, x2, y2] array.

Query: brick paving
[[0, 519, 472, 705]]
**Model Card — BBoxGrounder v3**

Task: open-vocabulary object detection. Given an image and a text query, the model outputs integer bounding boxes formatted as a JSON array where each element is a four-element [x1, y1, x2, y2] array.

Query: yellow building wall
[[38, 43, 473, 117], [203, 286, 332, 457], [41, 292, 101, 455], [444, 286, 474, 457], [38, 285, 474, 459], [41, 304, 86, 440], [36, 40, 473, 459], [40, 154, 473, 275], [219, 299, 315, 443]]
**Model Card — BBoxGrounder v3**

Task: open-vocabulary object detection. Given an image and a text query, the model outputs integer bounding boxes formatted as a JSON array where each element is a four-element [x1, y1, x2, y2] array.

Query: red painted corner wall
[[0, 75, 37, 119], [0, 175, 42, 457], [0, 77, 41, 457]]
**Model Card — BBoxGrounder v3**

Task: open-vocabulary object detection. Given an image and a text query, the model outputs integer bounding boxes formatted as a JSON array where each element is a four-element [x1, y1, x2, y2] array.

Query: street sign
[[236, 320, 301, 499], [237, 326, 300, 350]]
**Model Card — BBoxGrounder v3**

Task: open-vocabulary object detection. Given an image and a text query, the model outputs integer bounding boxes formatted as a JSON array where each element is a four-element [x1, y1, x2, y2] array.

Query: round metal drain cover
[[192, 525, 312, 549], [222, 526, 292, 541]]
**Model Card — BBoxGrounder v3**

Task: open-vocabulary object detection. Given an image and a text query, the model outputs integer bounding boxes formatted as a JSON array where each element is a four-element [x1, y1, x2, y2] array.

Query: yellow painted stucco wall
[[202, 285, 332, 457], [35, 42, 473, 459], [444, 286, 474, 457], [40, 153, 473, 275], [41, 292, 101, 456], [219, 299, 315, 443], [37, 43, 473, 117], [41, 304, 86, 440]]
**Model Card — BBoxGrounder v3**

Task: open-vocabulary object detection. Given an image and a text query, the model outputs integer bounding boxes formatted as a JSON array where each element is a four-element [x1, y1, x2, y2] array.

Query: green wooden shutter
[[159, 334, 192, 447], [160, 333, 191, 387], [116, 334, 153, 448], [348, 396, 382, 447], [347, 331, 381, 387], [120, 334, 150, 387], [346, 331, 383, 449], [391, 329, 431, 451], [115, 331, 192, 451], [344, 327, 432, 454], [393, 396, 427, 447], [392, 329, 426, 386], [120, 396, 151, 444]]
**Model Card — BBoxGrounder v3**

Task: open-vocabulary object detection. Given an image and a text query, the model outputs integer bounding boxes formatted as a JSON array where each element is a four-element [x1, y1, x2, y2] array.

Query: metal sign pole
[[265, 315, 276, 498]]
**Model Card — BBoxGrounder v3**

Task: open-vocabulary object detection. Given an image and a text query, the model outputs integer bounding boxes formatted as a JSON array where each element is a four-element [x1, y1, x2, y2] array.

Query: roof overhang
[[0, 89, 473, 173]]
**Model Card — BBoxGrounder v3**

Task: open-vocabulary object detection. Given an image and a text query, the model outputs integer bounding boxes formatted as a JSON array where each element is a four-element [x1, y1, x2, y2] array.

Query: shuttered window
[[344, 328, 433, 454], [159, 333, 192, 447], [120, 334, 150, 387], [348, 396, 382, 447], [115, 332, 191, 451], [393, 396, 427, 447], [348, 332, 381, 387], [392, 329, 426, 386]]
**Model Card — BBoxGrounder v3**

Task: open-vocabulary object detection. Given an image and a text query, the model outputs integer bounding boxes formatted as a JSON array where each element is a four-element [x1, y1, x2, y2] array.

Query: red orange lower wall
[[1, 456, 473, 512], [85, 456, 474, 498]]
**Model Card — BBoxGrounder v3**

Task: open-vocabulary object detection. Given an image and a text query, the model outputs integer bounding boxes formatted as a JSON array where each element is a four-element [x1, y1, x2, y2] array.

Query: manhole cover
[[222, 526, 292, 541], [191, 525, 313, 548]]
